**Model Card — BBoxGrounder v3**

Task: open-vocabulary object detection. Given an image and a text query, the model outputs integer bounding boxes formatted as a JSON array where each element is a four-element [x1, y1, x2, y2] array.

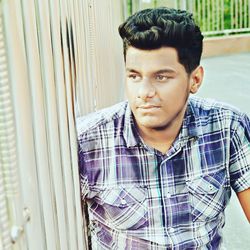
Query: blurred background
[[0, 0, 249, 249]]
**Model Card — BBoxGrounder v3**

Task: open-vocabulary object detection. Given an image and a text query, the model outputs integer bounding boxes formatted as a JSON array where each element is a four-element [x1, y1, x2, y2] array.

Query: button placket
[[165, 229, 174, 249]]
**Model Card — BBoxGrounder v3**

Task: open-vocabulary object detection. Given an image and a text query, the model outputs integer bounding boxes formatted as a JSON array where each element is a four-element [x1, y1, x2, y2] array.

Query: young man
[[77, 7, 250, 249]]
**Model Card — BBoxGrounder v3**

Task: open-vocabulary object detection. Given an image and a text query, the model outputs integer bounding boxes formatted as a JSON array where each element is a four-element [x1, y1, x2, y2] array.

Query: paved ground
[[198, 53, 250, 250]]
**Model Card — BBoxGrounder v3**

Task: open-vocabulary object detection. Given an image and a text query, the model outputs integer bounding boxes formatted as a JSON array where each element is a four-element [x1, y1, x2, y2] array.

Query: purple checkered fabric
[[77, 96, 250, 249]]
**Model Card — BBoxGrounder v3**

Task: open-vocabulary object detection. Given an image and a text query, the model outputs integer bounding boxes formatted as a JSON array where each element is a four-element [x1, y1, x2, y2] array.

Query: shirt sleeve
[[229, 113, 250, 193]]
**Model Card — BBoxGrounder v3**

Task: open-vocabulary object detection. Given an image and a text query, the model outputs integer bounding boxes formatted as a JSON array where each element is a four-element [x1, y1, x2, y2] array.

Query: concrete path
[[198, 53, 250, 250]]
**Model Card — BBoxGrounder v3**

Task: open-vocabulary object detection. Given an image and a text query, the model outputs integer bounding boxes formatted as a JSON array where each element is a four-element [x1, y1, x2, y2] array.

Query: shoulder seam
[[77, 101, 127, 137]]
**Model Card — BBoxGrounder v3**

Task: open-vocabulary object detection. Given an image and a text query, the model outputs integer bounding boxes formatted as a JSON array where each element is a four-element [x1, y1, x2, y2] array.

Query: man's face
[[125, 46, 199, 131]]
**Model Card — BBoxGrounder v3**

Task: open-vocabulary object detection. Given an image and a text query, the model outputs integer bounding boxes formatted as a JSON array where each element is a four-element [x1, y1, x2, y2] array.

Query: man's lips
[[137, 105, 161, 109]]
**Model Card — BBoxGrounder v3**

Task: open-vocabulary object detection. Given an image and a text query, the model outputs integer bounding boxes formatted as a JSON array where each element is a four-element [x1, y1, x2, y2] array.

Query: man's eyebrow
[[126, 68, 140, 73], [125, 68, 177, 74], [154, 69, 177, 74]]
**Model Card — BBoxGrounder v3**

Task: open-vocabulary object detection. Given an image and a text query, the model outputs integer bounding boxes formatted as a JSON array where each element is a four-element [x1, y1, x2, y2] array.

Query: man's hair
[[118, 7, 204, 74]]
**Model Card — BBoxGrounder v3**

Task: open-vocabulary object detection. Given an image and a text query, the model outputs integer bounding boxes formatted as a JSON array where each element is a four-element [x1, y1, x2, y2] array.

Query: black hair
[[118, 7, 203, 74]]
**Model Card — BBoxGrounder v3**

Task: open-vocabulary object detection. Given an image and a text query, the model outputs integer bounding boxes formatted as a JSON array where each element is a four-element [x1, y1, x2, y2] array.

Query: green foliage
[[126, 0, 250, 35], [127, 0, 133, 16]]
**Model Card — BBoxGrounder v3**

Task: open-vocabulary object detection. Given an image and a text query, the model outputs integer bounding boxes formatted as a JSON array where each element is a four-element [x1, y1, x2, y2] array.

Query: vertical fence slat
[[0, 7, 15, 249], [22, 0, 60, 248], [207, 0, 210, 31], [231, 0, 234, 29], [201, 0, 205, 31], [221, 0, 224, 31], [249, 0, 250, 27], [240, 0, 243, 28], [193, 0, 196, 24], [244, 0, 247, 27], [212, 0, 215, 30], [235, 0, 238, 29], [75, 0, 96, 116], [216, 0, 220, 30]]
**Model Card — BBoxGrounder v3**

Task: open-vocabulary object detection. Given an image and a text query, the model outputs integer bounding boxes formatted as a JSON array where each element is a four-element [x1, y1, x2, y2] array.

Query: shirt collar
[[123, 102, 141, 147], [179, 98, 203, 141], [123, 97, 202, 148]]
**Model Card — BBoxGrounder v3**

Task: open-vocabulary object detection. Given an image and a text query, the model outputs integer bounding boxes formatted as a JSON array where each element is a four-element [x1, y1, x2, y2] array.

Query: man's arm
[[237, 188, 250, 223]]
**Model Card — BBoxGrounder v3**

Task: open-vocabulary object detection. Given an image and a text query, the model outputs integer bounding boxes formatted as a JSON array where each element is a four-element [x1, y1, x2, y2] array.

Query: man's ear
[[190, 66, 204, 94]]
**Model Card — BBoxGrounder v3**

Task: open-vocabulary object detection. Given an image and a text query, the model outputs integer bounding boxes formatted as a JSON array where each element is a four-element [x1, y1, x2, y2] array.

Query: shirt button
[[166, 192, 171, 198], [169, 227, 175, 233], [209, 184, 214, 190], [121, 199, 127, 205]]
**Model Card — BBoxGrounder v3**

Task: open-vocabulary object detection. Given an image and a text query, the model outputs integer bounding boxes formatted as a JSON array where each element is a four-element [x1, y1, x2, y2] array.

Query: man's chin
[[137, 120, 169, 131]]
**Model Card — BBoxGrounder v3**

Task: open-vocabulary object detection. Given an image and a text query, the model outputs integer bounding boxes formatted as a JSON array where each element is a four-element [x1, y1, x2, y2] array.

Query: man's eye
[[155, 75, 168, 81], [128, 74, 141, 81]]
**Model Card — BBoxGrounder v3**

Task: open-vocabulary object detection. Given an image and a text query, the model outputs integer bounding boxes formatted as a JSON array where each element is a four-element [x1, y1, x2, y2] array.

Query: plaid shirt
[[77, 96, 250, 250]]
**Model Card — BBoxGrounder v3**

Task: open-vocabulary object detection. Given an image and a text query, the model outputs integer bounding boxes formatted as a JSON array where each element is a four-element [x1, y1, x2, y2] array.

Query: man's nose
[[137, 80, 156, 100]]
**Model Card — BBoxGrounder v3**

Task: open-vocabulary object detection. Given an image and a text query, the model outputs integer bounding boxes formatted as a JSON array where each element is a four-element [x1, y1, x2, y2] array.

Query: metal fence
[[0, 0, 125, 249], [125, 0, 250, 36]]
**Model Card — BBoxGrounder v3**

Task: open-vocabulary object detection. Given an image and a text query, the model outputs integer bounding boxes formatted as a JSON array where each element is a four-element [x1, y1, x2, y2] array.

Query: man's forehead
[[126, 47, 178, 62], [126, 46, 178, 55], [125, 47, 181, 73]]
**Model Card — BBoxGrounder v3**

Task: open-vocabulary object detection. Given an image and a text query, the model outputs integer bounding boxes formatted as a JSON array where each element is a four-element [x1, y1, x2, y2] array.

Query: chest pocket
[[95, 185, 149, 230], [187, 170, 230, 222]]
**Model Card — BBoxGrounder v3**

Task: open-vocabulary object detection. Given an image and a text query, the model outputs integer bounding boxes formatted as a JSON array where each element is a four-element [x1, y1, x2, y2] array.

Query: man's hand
[[237, 188, 250, 223]]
